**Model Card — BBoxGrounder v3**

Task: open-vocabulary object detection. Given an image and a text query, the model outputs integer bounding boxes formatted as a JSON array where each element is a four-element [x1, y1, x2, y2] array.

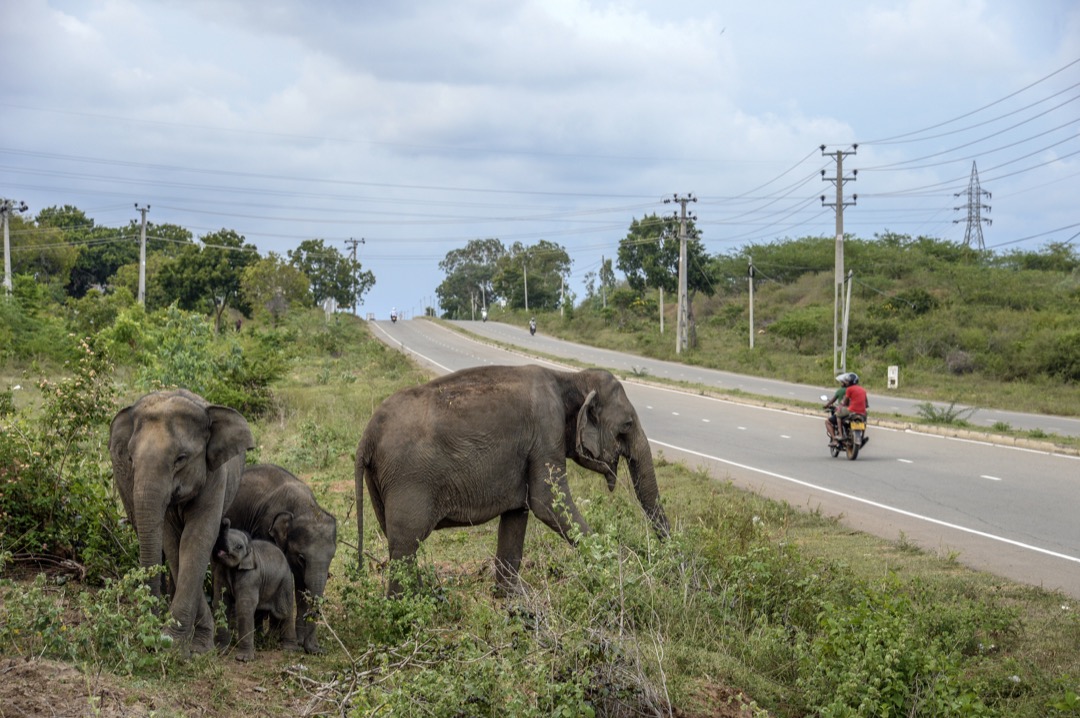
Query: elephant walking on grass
[[223, 463, 337, 654], [356, 365, 670, 596], [109, 389, 254, 654]]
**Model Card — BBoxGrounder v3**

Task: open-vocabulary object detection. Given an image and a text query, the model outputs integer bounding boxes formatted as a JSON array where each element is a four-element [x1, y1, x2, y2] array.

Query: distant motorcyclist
[[528, 317, 537, 336], [390, 307, 398, 323], [481, 308, 488, 322], [824, 372, 868, 447]]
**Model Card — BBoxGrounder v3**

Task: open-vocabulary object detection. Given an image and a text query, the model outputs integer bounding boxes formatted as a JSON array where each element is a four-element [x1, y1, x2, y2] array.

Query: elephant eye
[[174, 454, 188, 467], [621, 419, 634, 433]]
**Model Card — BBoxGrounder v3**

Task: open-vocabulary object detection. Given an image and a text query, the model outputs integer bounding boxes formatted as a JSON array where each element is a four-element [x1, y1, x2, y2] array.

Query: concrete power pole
[[135, 204, 150, 305], [664, 193, 696, 354], [953, 161, 991, 250], [345, 237, 365, 315], [2, 198, 29, 296], [820, 145, 857, 374]]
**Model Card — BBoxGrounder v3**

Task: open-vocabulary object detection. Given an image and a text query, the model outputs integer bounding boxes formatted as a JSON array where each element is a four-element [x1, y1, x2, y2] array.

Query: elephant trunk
[[303, 563, 330, 616], [133, 482, 169, 598], [626, 426, 670, 538]]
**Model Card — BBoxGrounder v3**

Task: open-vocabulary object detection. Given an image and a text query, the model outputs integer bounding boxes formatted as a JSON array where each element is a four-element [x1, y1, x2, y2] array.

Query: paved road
[[369, 319, 1080, 598], [450, 319, 1080, 439]]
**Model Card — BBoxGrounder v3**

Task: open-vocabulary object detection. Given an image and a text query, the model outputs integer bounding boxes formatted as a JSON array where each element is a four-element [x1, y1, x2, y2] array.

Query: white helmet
[[836, 372, 859, 385]]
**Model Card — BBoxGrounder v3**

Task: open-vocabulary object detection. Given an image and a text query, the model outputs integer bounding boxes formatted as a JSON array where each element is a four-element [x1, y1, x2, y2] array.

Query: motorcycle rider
[[824, 372, 869, 447], [529, 317, 537, 335], [481, 307, 488, 322]]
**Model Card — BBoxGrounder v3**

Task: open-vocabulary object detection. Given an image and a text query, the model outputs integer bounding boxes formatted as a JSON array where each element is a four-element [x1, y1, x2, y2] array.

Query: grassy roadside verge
[[2, 312, 1079, 717]]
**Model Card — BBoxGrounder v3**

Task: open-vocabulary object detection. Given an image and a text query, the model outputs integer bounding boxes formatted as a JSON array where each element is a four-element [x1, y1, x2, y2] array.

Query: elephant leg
[[494, 508, 529, 596], [528, 470, 591, 543], [233, 591, 258, 661], [160, 518, 191, 645], [384, 500, 435, 597]]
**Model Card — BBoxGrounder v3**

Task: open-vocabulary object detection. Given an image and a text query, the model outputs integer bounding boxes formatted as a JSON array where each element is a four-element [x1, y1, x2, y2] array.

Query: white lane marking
[[672, 412, 680, 416], [898, 459, 913, 464], [651, 439, 1080, 566], [738, 426, 747, 431], [702, 418, 711, 423], [780, 434, 791, 439], [982, 475, 1003, 482]]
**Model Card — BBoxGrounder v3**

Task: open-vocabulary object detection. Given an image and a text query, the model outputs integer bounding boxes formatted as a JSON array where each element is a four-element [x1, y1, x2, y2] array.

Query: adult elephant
[[109, 389, 254, 654], [223, 463, 338, 654], [355, 365, 670, 596]]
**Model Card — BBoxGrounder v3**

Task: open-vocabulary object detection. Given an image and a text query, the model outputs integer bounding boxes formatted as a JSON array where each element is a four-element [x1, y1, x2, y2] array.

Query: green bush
[[0, 338, 133, 580], [0, 568, 176, 676]]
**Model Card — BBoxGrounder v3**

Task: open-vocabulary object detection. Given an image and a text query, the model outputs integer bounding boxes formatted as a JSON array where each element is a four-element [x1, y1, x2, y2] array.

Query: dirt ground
[[0, 655, 310, 718], [0, 655, 763, 717]]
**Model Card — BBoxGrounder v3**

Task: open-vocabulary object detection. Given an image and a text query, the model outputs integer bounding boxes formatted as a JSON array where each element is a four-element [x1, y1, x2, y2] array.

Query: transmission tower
[[953, 161, 991, 249]]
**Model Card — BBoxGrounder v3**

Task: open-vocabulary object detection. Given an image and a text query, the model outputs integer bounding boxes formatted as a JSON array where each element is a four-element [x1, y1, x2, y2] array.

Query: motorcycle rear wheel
[[846, 431, 862, 460]]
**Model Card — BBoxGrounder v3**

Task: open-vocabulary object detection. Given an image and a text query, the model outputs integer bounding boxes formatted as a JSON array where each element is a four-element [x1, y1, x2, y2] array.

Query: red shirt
[[844, 385, 868, 414]]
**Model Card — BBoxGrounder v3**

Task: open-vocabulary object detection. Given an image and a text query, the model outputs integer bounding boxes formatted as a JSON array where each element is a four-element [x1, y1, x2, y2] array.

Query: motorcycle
[[529, 319, 536, 336], [390, 311, 398, 323], [821, 395, 867, 460], [481, 308, 488, 322]]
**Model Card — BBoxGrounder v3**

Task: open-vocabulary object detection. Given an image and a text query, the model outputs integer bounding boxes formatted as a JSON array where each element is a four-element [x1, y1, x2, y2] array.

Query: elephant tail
[[354, 437, 368, 571]]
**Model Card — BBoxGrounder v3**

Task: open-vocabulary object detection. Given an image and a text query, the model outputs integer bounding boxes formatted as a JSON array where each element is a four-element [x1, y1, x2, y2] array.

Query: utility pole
[[2, 198, 29, 296], [345, 237, 365, 315], [820, 145, 857, 374], [664, 193, 696, 354], [135, 204, 150, 305], [523, 260, 529, 313], [748, 256, 754, 349], [953, 161, 991, 250]]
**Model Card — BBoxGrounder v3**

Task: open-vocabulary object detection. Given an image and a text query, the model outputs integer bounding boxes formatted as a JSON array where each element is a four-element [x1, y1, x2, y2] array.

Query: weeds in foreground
[[0, 567, 176, 677]]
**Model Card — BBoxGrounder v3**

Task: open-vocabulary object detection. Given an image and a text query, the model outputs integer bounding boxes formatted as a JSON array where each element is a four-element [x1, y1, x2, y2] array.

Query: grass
[[3, 310, 1080, 716]]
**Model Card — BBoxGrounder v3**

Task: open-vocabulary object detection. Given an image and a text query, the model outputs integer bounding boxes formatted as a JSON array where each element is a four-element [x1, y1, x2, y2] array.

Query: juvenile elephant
[[223, 463, 337, 654], [356, 365, 670, 596], [212, 519, 300, 661], [109, 389, 254, 654]]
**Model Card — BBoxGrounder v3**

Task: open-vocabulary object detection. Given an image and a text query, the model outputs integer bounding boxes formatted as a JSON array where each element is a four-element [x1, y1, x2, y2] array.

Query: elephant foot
[[282, 640, 302, 653], [234, 651, 255, 662]]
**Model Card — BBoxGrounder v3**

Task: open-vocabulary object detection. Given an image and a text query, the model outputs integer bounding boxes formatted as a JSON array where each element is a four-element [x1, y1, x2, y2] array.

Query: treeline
[[1, 204, 375, 345]]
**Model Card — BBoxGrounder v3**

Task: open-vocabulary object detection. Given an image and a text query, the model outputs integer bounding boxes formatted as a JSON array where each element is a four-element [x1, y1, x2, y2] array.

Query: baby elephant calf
[[212, 519, 300, 661]]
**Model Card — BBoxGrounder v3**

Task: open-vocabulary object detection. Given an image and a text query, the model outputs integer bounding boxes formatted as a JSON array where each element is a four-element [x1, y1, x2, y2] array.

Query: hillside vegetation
[[532, 233, 1080, 421], [1, 295, 1080, 716]]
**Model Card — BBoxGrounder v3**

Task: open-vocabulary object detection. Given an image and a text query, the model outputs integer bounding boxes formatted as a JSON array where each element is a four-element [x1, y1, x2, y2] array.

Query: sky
[[2, 0, 1079, 319]]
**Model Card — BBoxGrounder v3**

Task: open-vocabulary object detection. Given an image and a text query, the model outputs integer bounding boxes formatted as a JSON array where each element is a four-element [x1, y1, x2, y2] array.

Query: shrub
[[0, 338, 133, 580]]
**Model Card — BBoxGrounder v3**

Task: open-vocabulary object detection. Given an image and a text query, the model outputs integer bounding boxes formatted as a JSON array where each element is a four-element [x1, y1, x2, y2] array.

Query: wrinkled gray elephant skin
[[110, 389, 254, 655], [356, 365, 670, 596], [212, 519, 300, 662], [224, 463, 337, 654]]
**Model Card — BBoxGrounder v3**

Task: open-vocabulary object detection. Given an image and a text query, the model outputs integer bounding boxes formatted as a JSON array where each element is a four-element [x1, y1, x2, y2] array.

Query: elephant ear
[[575, 390, 618, 491], [108, 406, 137, 522], [238, 534, 256, 571], [205, 406, 255, 472], [270, 512, 294, 549], [575, 390, 601, 460]]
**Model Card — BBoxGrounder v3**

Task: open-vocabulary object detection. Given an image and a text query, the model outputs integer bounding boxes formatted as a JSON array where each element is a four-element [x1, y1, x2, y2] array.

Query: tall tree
[[617, 213, 714, 344], [436, 238, 506, 318], [7, 215, 78, 287], [241, 253, 311, 323], [157, 228, 259, 330], [287, 238, 374, 309], [493, 239, 571, 312]]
